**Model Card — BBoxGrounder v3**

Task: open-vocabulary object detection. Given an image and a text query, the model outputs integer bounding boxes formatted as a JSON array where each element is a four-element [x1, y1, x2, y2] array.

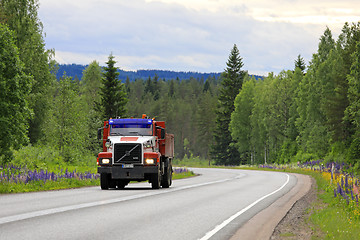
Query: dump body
[[97, 116, 174, 189]]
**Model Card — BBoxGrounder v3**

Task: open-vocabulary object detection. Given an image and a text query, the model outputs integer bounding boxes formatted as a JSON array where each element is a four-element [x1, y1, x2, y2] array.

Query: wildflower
[[345, 175, 349, 189]]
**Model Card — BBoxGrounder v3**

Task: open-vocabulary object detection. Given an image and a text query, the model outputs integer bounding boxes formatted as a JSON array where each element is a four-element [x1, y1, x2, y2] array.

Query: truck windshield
[[110, 124, 153, 136]]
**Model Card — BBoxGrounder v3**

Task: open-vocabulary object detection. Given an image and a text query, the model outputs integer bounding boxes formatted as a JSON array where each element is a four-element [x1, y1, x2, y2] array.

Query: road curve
[[0, 168, 302, 240]]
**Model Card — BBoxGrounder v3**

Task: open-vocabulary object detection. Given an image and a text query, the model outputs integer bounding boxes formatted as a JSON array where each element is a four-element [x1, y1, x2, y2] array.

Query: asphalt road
[[0, 168, 298, 240]]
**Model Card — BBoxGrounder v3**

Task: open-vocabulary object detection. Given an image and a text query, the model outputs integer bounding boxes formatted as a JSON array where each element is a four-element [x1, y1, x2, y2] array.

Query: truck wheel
[[109, 179, 117, 189], [100, 173, 109, 190], [161, 165, 172, 188], [151, 170, 161, 189]]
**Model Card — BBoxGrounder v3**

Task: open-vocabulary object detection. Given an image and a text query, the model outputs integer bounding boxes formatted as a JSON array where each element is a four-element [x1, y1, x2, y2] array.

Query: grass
[[309, 173, 360, 239], [0, 178, 100, 194], [172, 168, 196, 179], [0, 163, 196, 194], [173, 156, 214, 168]]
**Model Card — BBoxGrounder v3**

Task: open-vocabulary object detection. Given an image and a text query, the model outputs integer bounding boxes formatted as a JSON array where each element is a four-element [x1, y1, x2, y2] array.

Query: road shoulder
[[230, 173, 312, 240]]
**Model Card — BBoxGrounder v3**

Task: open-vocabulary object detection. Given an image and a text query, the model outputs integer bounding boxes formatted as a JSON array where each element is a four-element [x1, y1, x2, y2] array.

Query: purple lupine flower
[[345, 175, 349, 189]]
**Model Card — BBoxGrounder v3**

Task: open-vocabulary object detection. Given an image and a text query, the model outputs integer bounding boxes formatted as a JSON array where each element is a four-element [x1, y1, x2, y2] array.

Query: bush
[[10, 144, 96, 170]]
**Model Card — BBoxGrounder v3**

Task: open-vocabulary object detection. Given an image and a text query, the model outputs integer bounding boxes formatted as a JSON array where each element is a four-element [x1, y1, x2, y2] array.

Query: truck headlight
[[145, 158, 155, 164], [102, 159, 110, 164], [105, 141, 111, 148]]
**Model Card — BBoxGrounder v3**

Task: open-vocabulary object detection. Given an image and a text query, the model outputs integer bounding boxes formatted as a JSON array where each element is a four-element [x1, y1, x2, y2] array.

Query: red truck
[[97, 115, 174, 189]]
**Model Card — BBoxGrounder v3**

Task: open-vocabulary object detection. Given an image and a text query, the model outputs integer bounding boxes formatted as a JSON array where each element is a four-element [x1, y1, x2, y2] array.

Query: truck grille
[[113, 143, 142, 164]]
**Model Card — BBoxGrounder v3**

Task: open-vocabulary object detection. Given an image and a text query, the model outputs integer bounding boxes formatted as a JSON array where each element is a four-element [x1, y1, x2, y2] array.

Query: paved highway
[[0, 168, 299, 240]]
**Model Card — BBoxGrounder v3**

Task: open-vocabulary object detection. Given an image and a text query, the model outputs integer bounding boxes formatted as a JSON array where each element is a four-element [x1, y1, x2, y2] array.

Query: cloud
[[38, 0, 360, 75]]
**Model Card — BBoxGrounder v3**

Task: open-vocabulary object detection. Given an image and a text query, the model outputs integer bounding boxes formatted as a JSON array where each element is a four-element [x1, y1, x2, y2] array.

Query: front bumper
[[98, 165, 158, 180]]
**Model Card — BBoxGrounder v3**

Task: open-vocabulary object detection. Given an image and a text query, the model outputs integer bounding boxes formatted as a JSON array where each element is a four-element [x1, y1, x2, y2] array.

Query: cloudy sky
[[38, 0, 360, 75]]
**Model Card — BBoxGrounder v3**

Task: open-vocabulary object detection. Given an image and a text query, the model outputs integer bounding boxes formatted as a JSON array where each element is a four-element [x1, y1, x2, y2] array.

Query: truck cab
[[97, 116, 174, 189]]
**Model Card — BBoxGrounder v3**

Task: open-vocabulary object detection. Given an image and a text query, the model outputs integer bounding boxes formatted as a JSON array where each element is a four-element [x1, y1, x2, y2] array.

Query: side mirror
[[161, 129, 165, 139], [97, 128, 102, 140]]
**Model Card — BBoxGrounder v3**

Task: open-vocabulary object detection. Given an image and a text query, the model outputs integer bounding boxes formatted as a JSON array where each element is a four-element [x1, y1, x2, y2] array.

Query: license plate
[[122, 164, 134, 168]]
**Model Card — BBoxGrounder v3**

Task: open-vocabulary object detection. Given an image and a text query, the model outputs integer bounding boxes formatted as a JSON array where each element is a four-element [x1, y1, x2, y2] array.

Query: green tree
[[1, 0, 55, 144], [295, 27, 336, 158], [81, 60, 102, 110], [250, 77, 270, 163], [294, 54, 306, 73], [0, 23, 32, 160], [81, 61, 103, 154], [168, 79, 175, 97], [45, 74, 87, 163], [98, 54, 127, 120], [196, 91, 217, 160], [230, 78, 255, 164], [211, 44, 245, 165], [345, 42, 360, 165]]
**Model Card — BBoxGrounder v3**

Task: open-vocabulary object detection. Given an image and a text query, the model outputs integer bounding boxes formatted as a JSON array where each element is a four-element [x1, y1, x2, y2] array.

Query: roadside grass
[[0, 164, 100, 194], [309, 173, 360, 239], [0, 163, 195, 194], [172, 167, 196, 179], [173, 156, 214, 168], [0, 178, 100, 194]]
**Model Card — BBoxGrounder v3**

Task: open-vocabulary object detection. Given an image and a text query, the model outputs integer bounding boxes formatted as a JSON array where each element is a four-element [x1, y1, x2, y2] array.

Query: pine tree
[[294, 54, 306, 73], [98, 54, 127, 120], [211, 44, 245, 165]]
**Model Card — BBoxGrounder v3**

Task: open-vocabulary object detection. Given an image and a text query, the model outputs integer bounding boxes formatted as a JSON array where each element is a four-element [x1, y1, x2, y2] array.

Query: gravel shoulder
[[270, 176, 319, 239], [230, 173, 315, 240]]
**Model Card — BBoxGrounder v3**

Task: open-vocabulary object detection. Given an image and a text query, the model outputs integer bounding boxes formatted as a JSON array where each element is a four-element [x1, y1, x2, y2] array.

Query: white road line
[[0, 175, 241, 225], [199, 173, 290, 240]]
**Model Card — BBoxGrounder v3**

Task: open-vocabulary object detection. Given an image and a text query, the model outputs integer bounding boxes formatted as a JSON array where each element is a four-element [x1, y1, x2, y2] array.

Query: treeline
[[229, 23, 360, 168], [57, 64, 223, 82]]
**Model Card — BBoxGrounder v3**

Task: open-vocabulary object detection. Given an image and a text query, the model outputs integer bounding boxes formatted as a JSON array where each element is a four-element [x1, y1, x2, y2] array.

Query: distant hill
[[56, 64, 262, 82]]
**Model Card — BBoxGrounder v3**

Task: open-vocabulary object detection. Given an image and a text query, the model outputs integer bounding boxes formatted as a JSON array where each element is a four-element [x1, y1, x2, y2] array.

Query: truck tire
[[100, 173, 109, 190], [161, 165, 172, 188], [109, 179, 117, 189], [151, 169, 161, 189]]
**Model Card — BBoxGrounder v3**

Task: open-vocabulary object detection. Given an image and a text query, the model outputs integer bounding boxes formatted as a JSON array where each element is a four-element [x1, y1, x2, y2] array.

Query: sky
[[38, 0, 360, 75]]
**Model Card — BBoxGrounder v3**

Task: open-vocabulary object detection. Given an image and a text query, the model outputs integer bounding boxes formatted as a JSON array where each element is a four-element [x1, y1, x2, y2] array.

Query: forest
[[56, 64, 223, 82], [230, 23, 360, 168], [1, 0, 360, 172]]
